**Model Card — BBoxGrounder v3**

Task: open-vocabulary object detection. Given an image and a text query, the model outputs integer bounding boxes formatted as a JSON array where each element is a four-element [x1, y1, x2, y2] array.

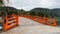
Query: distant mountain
[[29, 8, 60, 17], [0, 6, 60, 17], [0, 6, 19, 11], [30, 8, 49, 14], [0, 6, 19, 16]]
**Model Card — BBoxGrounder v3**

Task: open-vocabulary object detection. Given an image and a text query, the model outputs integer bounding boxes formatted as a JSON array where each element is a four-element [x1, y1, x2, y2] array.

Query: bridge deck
[[0, 17, 60, 34]]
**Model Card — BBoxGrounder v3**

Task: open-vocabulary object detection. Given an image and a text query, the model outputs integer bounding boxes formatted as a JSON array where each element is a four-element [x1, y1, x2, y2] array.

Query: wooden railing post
[[53, 17, 57, 26]]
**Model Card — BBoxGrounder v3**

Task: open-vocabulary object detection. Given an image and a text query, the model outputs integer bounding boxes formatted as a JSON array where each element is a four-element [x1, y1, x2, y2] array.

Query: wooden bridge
[[0, 17, 60, 34], [20, 15, 57, 26]]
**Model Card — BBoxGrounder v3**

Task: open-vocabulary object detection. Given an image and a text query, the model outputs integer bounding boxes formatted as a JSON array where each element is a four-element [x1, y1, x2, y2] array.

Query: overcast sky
[[4, 0, 60, 11]]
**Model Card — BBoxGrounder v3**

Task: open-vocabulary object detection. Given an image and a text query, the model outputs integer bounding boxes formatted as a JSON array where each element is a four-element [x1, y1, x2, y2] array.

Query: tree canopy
[[0, 6, 60, 17]]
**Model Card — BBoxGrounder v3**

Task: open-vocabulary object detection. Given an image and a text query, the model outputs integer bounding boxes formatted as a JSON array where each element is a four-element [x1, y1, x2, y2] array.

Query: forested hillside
[[0, 6, 60, 17]]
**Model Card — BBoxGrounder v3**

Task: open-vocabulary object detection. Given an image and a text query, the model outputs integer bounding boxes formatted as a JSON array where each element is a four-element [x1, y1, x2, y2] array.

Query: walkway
[[0, 17, 60, 34]]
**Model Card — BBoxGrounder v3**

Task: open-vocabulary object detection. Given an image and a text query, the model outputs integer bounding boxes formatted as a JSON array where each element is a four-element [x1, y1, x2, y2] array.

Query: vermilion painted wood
[[21, 15, 57, 26], [3, 14, 18, 31]]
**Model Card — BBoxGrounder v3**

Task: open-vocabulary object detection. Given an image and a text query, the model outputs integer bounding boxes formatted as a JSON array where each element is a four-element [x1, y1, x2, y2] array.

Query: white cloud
[[4, 0, 60, 10], [39, 0, 53, 8]]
